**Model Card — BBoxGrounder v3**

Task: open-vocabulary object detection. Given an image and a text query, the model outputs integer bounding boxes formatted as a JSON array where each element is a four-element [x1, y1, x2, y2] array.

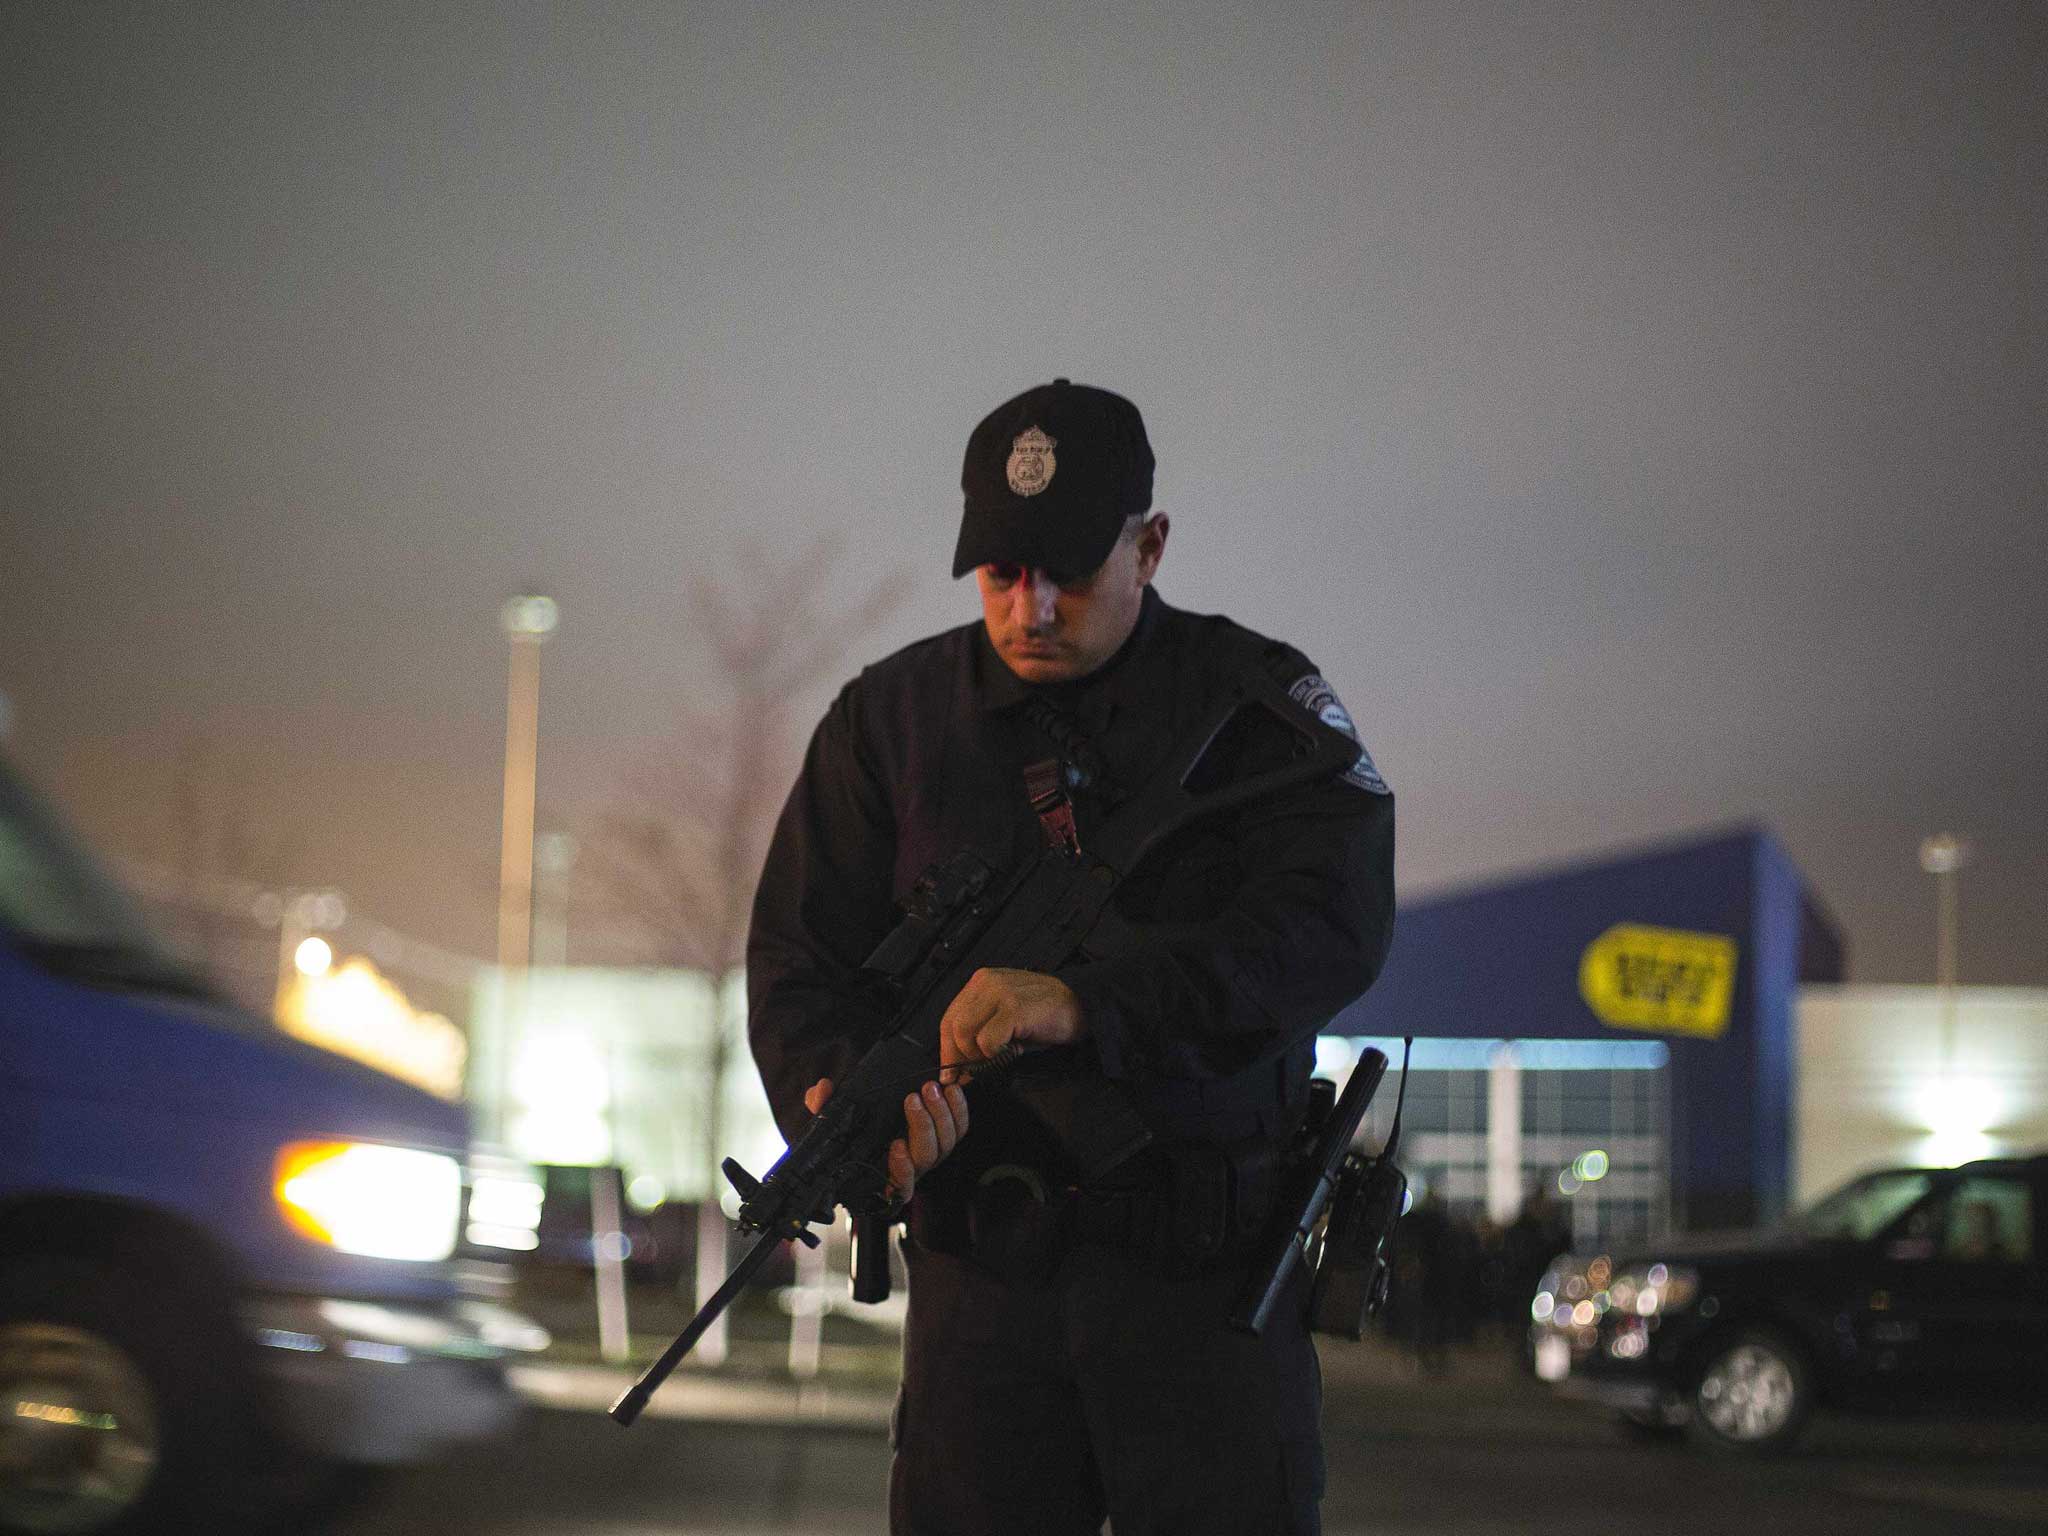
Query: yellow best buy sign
[[1578, 924, 1738, 1038]]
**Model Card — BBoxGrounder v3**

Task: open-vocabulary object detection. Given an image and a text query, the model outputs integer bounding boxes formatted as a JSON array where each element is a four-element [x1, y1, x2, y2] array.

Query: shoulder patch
[[1287, 674, 1391, 794]]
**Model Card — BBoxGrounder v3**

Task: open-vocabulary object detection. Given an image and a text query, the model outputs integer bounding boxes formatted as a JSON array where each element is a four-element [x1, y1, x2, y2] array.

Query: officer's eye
[[982, 563, 1091, 592]]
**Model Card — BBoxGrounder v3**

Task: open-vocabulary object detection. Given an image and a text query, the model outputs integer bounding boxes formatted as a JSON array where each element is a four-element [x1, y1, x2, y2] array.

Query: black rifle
[[610, 666, 1362, 1426]]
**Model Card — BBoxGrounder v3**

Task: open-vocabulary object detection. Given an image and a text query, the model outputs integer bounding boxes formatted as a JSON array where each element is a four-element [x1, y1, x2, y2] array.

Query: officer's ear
[[1134, 512, 1169, 583]]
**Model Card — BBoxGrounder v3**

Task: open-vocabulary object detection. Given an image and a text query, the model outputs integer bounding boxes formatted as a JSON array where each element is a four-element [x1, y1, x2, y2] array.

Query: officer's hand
[[803, 1076, 968, 1204], [938, 967, 1085, 1079]]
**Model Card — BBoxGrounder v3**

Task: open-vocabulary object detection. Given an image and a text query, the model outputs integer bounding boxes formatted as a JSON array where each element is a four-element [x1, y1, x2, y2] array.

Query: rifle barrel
[[609, 1226, 786, 1426]]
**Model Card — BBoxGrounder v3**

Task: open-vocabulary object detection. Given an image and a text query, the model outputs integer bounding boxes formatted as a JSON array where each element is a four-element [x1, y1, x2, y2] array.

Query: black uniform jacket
[[746, 587, 1396, 1168]]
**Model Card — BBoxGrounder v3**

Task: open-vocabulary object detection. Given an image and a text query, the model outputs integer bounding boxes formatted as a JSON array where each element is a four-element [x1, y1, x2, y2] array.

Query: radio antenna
[[1382, 1036, 1414, 1159]]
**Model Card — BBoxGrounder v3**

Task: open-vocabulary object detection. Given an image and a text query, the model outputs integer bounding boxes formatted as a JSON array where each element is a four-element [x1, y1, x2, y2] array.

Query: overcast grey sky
[[3, 0, 2042, 984]]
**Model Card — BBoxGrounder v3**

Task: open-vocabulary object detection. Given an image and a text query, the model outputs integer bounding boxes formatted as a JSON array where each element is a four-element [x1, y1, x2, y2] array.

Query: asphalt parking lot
[[331, 1310, 2048, 1535]]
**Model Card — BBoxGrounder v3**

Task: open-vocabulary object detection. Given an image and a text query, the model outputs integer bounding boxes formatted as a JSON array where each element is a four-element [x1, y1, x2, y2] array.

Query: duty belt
[[915, 1139, 1285, 1284]]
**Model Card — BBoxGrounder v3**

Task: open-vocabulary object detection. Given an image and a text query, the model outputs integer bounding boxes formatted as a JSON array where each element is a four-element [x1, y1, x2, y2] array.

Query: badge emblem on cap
[[1006, 426, 1057, 497]]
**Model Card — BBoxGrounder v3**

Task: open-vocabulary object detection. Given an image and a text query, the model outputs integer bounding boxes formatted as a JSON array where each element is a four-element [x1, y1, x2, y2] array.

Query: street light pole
[[1918, 832, 1969, 1073], [496, 594, 558, 1141]]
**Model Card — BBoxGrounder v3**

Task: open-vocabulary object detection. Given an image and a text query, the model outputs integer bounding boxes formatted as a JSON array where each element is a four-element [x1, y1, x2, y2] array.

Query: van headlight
[[275, 1141, 463, 1261]]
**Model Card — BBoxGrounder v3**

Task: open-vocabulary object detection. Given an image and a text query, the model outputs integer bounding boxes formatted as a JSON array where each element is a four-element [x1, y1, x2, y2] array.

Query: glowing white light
[[294, 936, 333, 977], [1917, 834, 1968, 875], [502, 594, 559, 637], [1920, 1126, 1997, 1168], [277, 1143, 461, 1261], [468, 1175, 544, 1228], [1918, 1078, 1995, 1135], [467, 1222, 541, 1252], [627, 1174, 667, 1211], [281, 957, 467, 1099], [508, 1035, 613, 1166], [1313, 1035, 1356, 1077], [1915, 1078, 2006, 1166], [1531, 1292, 1555, 1323], [462, 1159, 545, 1253]]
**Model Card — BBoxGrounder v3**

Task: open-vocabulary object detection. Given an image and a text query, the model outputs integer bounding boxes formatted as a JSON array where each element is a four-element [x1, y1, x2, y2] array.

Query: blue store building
[[1328, 826, 1844, 1241]]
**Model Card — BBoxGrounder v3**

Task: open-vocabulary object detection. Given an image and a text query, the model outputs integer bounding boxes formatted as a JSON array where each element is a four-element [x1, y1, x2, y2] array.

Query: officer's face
[[977, 514, 1169, 683]]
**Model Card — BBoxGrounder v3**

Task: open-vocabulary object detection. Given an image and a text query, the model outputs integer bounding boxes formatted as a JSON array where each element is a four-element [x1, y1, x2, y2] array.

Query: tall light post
[[496, 594, 558, 1142], [1917, 832, 1969, 1073]]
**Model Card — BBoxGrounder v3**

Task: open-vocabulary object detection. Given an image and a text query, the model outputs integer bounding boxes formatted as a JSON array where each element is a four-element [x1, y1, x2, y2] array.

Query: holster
[[1158, 1137, 1281, 1268], [967, 1163, 1069, 1289]]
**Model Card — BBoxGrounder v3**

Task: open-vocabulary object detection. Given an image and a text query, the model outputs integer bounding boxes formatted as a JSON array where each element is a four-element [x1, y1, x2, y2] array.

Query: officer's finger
[[902, 1091, 941, 1173], [917, 1080, 963, 1159], [886, 1137, 916, 1204], [969, 1001, 1016, 1064], [942, 1081, 969, 1142], [804, 1079, 834, 1116], [941, 973, 1000, 1032], [940, 995, 1002, 1067]]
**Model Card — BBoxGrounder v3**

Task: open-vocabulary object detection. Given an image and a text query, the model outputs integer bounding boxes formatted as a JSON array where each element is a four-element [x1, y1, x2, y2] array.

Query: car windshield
[[0, 755, 213, 999], [1794, 1170, 1936, 1241]]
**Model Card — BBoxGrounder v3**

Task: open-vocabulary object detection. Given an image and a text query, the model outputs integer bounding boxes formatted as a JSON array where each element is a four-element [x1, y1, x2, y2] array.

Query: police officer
[[747, 379, 1395, 1536]]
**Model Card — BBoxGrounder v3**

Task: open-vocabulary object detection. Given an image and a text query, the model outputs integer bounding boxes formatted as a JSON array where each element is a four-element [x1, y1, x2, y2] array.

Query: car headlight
[[1608, 1262, 1700, 1318], [275, 1141, 463, 1261]]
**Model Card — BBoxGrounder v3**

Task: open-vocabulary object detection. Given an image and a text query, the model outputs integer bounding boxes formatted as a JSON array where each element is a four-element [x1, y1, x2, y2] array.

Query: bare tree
[[579, 536, 909, 973], [576, 536, 909, 1355], [166, 737, 297, 1009]]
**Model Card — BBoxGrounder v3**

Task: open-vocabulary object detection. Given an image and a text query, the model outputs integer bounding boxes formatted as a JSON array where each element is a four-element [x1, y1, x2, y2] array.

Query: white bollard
[[787, 1220, 832, 1379], [589, 1167, 632, 1364]]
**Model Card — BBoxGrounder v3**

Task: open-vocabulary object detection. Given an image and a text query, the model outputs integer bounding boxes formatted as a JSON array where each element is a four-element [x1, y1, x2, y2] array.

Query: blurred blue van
[[0, 752, 547, 1534]]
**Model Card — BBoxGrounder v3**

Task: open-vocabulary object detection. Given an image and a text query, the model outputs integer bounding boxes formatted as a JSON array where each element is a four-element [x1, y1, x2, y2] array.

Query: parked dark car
[[1535, 1153, 2045, 1451]]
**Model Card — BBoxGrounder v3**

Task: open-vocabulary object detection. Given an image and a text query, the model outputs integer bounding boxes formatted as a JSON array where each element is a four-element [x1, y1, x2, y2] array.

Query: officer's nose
[[1013, 571, 1059, 632]]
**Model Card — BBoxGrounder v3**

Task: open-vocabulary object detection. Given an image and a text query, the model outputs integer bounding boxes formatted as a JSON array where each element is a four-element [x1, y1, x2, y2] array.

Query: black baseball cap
[[952, 379, 1154, 579]]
